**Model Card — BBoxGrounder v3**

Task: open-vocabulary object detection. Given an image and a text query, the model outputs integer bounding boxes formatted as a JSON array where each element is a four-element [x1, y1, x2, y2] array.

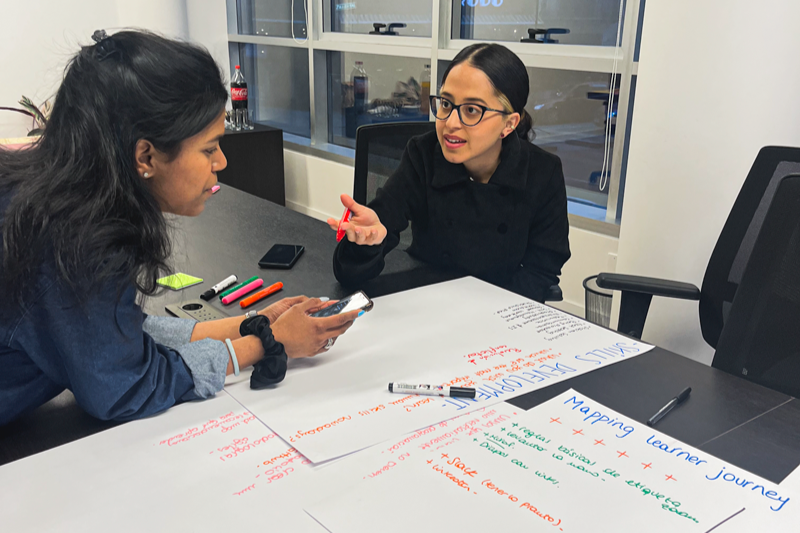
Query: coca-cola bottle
[[230, 65, 250, 130]]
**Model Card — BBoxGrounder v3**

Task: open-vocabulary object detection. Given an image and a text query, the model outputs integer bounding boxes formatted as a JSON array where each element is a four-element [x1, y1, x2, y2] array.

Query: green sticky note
[[157, 273, 204, 291]]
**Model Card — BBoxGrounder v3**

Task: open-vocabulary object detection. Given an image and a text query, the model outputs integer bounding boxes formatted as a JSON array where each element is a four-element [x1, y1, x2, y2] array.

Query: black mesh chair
[[594, 147, 800, 396], [353, 122, 563, 302]]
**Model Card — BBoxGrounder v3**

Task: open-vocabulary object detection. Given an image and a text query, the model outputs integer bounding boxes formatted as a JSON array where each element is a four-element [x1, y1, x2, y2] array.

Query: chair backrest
[[353, 121, 435, 204], [352, 122, 435, 250], [711, 173, 800, 397], [700, 146, 800, 349]]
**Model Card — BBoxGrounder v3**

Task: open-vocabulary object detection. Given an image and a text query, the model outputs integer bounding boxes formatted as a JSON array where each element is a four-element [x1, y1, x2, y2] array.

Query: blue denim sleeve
[[142, 315, 195, 348], [10, 280, 226, 422], [141, 315, 229, 398]]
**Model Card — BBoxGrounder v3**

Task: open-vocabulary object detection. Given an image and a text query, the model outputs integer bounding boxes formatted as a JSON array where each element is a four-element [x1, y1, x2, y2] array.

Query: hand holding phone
[[309, 291, 373, 318]]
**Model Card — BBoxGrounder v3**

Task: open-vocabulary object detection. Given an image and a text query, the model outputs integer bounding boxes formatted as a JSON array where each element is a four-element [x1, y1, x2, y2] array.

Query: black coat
[[333, 131, 571, 302]]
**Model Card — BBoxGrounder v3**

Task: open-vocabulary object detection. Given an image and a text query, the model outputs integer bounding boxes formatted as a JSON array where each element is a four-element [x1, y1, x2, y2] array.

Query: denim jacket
[[0, 199, 228, 425]]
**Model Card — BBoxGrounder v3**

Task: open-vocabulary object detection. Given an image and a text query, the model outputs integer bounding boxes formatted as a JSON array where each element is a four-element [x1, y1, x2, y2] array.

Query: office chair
[[593, 147, 800, 396], [352, 122, 563, 302]]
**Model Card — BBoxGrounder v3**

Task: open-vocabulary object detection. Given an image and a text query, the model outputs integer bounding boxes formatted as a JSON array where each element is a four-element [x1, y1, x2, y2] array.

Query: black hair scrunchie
[[91, 29, 120, 62], [240, 315, 288, 389]]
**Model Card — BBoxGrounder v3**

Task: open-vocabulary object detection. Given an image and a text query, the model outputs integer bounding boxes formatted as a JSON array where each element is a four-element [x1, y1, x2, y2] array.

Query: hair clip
[[91, 29, 119, 62]]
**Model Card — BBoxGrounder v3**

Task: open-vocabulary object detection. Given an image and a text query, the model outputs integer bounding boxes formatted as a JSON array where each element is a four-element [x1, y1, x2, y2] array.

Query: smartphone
[[258, 244, 304, 269], [310, 291, 373, 318]]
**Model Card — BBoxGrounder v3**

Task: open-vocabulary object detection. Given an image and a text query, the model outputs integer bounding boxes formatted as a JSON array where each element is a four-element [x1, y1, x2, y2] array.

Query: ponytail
[[516, 109, 534, 141]]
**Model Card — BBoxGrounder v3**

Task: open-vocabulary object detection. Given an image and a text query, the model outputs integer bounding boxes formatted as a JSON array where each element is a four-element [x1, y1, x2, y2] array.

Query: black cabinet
[[217, 123, 285, 205]]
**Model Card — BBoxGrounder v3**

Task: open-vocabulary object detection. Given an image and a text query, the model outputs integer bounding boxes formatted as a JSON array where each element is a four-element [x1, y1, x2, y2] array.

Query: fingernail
[[319, 297, 330, 302], [358, 310, 365, 317]]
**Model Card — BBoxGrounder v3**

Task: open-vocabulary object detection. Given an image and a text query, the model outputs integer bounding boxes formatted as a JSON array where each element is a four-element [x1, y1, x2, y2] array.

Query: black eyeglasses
[[429, 95, 511, 127]]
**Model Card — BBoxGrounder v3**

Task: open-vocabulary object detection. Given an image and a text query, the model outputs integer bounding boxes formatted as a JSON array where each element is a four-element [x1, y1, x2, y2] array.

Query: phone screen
[[310, 292, 371, 318], [259, 245, 304, 268]]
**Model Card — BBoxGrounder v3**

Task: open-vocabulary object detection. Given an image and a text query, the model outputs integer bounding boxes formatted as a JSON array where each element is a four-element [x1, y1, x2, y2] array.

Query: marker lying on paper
[[647, 387, 691, 427], [388, 383, 476, 399], [211, 185, 220, 194], [336, 208, 352, 242], [221, 278, 263, 305], [240, 282, 284, 308], [200, 274, 237, 301]]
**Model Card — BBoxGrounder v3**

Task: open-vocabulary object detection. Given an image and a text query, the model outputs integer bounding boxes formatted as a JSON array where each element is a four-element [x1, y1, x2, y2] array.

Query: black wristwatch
[[240, 315, 288, 389]]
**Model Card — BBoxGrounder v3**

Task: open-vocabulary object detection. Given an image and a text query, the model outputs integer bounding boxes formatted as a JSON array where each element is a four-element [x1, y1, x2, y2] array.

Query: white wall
[[0, 0, 198, 138], [187, 0, 231, 86], [616, 0, 800, 364]]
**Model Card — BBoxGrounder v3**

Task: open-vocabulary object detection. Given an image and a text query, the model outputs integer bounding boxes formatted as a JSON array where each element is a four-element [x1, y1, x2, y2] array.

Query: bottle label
[[231, 87, 248, 101]]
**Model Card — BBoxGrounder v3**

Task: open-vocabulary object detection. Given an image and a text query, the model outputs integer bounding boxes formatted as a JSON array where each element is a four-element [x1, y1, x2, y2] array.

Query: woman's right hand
[[326, 194, 388, 246], [269, 297, 361, 358]]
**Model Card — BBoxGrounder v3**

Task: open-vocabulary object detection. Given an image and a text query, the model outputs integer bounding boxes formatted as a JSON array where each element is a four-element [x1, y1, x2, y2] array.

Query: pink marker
[[211, 185, 221, 194], [221, 278, 263, 305]]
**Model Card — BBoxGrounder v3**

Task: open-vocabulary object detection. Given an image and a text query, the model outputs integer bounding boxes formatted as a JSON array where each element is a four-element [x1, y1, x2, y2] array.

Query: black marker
[[647, 387, 691, 427], [200, 275, 238, 301], [388, 383, 476, 399]]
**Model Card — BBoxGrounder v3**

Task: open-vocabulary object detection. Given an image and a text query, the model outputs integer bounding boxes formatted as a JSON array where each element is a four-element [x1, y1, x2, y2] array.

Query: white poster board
[[0, 393, 323, 532], [227, 277, 653, 463], [0, 394, 519, 532], [306, 390, 797, 533]]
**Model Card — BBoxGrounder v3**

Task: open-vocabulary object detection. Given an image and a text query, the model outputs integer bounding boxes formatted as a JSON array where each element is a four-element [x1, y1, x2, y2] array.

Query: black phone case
[[259, 246, 304, 269]]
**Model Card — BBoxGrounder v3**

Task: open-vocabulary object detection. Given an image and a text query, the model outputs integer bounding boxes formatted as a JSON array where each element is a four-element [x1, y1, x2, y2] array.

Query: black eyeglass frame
[[429, 95, 512, 127]]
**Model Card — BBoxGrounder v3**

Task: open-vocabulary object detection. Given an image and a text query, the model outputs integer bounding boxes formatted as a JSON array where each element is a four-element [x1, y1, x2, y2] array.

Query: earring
[[143, 172, 149, 178]]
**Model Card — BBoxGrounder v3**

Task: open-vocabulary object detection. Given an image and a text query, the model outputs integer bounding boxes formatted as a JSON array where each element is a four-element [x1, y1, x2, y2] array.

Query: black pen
[[647, 387, 691, 427]]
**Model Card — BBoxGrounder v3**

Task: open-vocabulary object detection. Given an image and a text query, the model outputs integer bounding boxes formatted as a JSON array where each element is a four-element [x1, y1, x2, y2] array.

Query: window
[[328, 53, 431, 148], [324, 0, 433, 37], [227, 0, 642, 225], [236, 0, 308, 38], [452, 0, 624, 47], [230, 43, 311, 138]]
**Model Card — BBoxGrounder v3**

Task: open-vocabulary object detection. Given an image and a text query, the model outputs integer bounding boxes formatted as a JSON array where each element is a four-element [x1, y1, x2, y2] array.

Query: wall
[[187, 0, 232, 86], [0, 0, 192, 139], [616, 0, 800, 364]]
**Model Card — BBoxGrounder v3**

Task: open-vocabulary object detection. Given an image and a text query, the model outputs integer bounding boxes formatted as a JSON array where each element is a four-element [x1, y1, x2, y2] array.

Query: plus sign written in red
[[550, 417, 562, 424], [665, 474, 677, 482], [616, 450, 629, 458], [594, 439, 606, 446], [572, 428, 584, 436], [641, 462, 653, 470]]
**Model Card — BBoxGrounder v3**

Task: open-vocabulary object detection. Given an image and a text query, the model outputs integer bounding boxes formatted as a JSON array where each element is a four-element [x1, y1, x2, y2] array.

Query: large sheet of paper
[[306, 390, 797, 533], [0, 393, 324, 532], [227, 277, 653, 463], [0, 393, 520, 532]]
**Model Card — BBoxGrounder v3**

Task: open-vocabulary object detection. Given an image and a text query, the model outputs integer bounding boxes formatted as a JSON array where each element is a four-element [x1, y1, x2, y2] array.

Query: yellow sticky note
[[156, 273, 204, 291]]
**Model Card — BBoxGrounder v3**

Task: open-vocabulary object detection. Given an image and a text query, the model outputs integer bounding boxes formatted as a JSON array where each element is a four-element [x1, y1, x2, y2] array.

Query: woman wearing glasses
[[328, 43, 570, 302]]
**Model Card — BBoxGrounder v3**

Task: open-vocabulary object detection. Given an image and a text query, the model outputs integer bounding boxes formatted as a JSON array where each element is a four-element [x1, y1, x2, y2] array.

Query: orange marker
[[239, 282, 284, 309]]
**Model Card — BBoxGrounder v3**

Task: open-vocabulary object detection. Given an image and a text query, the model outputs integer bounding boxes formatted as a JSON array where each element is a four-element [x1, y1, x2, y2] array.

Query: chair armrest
[[545, 285, 563, 303], [596, 273, 700, 300]]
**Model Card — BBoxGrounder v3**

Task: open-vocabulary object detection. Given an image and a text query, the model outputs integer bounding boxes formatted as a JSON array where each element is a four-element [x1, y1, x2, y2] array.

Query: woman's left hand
[[258, 296, 309, 324]]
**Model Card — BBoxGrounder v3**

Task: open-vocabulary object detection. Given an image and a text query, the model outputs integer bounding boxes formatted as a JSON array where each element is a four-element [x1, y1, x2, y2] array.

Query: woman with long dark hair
[[0, 30, 360, 426], [330, 43, 570, 302]]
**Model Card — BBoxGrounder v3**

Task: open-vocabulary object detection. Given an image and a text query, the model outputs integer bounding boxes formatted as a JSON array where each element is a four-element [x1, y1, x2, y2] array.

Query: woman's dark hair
[[441, 43, 533, 140], [0, 30, 228, 305]]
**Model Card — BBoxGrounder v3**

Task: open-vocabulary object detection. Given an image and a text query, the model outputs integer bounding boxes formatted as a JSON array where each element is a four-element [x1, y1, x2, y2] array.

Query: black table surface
[[2, 187, 799, 485]]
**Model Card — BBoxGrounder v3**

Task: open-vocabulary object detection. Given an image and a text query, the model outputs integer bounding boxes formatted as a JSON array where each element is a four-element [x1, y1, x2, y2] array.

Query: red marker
[[336, 208, 352, 242], [239, 282, 284, 309]]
